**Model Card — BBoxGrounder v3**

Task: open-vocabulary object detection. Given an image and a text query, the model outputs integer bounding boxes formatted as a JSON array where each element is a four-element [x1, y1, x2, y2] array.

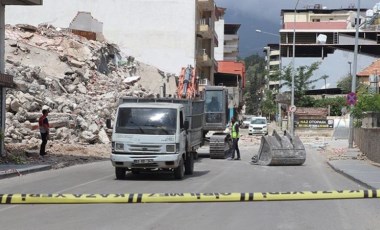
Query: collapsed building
[[4, 24, 176, 149]]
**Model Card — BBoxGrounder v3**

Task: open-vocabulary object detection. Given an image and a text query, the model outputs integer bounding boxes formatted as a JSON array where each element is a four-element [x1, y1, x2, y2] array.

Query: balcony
[[224, 44, 238, 53], [197, 49, 213, 67], [198, 0, 214, 11], [198, 18, 213, 39], [224, 34, 239, 41], [270, 50, 280, 56], [269, 60, 280, 66]]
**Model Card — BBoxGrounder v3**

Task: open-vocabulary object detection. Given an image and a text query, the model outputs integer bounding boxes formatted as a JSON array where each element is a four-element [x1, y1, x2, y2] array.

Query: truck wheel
[[115, 167, 126, 180], [185, 153, 194, 175], [174, 159, 185, 179]]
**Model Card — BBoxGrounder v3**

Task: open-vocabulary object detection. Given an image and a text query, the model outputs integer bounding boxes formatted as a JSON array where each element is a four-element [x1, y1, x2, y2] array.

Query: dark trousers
[[40, 133, 48, 155], [231, 138, 240, 159]]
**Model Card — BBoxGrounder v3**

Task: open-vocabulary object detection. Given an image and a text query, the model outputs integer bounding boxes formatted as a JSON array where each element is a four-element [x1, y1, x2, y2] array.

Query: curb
[[0, 165, 52, 179], [327, 161, 375, 190]]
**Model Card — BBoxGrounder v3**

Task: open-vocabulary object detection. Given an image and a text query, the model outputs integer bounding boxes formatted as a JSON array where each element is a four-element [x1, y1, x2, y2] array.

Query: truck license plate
[[134, 159, 153, 164]]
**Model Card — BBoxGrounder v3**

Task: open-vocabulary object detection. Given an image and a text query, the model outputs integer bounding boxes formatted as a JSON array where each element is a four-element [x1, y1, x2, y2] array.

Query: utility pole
[[290, 0, 300, 136], [348, 0, 360, 148]]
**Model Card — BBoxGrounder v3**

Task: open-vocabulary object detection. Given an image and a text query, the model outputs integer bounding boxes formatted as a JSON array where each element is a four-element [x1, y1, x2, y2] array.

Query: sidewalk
[[303, 137, 380, 189], [328, 147, 380, 189]]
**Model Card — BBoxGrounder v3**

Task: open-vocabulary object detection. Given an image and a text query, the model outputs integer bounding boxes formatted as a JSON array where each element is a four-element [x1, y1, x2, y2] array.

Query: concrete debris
[[4, 24, 177, 149]]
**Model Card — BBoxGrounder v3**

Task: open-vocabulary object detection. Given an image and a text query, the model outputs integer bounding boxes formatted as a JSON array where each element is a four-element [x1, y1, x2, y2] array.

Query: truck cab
[[109, 97, 203, 180]]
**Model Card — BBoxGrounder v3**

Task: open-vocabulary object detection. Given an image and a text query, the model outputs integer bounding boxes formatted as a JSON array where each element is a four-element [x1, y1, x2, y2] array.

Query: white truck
[[107, 97, 204, 180]]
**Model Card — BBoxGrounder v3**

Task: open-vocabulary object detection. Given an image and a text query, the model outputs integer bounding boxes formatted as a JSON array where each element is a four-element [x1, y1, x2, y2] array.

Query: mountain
[[224, 9, 280, 58]]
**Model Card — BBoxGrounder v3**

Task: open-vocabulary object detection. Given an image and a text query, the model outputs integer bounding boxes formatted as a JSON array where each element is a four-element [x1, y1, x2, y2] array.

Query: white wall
[[5, 0, 197, 74], [214, 18, 224, 61]]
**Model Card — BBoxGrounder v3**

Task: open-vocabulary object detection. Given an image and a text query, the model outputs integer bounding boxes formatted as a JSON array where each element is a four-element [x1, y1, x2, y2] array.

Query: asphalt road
[[0, 132, 379, 229]]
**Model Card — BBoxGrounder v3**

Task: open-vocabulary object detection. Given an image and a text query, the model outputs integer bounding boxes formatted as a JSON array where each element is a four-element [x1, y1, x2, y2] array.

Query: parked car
[[241, 116, 253, 128], [248, 117, 268, 135]]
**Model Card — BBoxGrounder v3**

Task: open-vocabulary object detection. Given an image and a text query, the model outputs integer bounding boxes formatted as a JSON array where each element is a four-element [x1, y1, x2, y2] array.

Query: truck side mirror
[[184, 121, 189, 130], [106, 119, 112, 129]]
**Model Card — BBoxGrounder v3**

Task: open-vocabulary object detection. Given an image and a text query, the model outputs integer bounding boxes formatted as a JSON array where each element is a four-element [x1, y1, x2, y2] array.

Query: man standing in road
[[39, 109, 50, 157], [228, 116, 240, 160]]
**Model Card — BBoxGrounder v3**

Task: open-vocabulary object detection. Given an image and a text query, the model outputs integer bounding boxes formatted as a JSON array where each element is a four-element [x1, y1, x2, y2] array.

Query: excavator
[[177, 67, 231, 159], [176, 65, 305, 165], [203, 85, 231, 159]]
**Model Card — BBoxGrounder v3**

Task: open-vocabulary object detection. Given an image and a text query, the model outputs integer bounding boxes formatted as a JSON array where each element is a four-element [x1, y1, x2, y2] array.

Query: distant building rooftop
[[281, 8, 367, 14], [224, 24, 240, 35], [357, 59, 380, 77]]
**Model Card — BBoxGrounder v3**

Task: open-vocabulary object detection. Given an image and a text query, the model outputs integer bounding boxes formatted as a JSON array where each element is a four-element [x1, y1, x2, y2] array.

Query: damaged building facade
[[6, 0, 219, 84]]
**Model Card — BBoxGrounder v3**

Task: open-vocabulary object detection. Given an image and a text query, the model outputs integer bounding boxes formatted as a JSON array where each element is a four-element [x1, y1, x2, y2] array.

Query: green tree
[[243, 54, 266, 115], [352, 92, 380, 119], [337, 74, 359, 93], [313, 97, 347, 116], [260, 89, 277, 118], [275, 62, 322, 106]]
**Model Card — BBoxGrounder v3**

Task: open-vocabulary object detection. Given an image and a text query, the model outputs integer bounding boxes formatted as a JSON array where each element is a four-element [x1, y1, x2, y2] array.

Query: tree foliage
[[313, 97, 347, 116], [260, 89, 276, 116], [275, 62, 322, 104], [243, 54, 266, 115], [352, 92, 380, 119], [337, 74, 359, 93]]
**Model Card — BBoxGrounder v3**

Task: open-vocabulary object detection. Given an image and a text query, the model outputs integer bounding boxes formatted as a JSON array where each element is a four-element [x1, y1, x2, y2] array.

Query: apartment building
[[263, 44, 280, 93], [197, 0, 218, 84], [279, 4, 380, 90], [223, 24, 240, 61], [6, 0, 218, 85], [214, 7, 240, 62]]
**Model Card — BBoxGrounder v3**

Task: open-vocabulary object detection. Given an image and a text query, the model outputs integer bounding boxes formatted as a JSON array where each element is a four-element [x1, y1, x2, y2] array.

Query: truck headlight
[[115, 143, 124, 151], [166, 144, 175, 153]]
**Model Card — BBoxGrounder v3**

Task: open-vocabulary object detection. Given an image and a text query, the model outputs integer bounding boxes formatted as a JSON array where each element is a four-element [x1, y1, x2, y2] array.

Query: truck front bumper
[[111, 153, 181, 169]]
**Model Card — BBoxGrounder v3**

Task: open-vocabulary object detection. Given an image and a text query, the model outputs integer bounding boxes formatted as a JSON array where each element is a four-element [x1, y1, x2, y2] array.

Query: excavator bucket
[[252, 130, 306, 166]]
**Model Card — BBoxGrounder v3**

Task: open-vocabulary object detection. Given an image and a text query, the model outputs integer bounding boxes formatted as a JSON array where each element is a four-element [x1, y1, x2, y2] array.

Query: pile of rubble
[[3, 24, 177, 150]]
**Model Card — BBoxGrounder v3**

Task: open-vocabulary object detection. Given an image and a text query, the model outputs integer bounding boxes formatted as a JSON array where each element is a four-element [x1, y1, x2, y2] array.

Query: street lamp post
[[255, 29, 280, 37], [290, 0, 300, 136], [348, 61, 352, 77], [348, 0, 361, 148]]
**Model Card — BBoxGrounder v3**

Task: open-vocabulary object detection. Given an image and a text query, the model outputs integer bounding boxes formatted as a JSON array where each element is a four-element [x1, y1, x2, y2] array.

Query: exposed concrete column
[[0, 4, 5, 156]]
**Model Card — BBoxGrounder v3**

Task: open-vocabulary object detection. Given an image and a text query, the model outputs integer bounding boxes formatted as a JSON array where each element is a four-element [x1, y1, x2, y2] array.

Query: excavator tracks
[[209, 133, 231, 159]]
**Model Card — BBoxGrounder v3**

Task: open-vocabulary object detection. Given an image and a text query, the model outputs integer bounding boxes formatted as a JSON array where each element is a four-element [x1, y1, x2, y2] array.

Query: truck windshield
[[115, 108, 177, 135]]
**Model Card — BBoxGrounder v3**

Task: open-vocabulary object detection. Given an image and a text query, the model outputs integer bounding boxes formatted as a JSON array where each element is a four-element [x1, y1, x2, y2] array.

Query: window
[[116, 108, 177, 135]]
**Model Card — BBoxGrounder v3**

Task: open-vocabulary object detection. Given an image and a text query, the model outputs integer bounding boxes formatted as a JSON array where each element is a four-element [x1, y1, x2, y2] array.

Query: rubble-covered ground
[[1, 24, 177, 168]]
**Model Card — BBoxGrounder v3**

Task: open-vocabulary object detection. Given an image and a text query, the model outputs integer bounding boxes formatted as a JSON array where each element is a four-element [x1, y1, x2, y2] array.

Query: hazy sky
[[215, 0, 380, 57]]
